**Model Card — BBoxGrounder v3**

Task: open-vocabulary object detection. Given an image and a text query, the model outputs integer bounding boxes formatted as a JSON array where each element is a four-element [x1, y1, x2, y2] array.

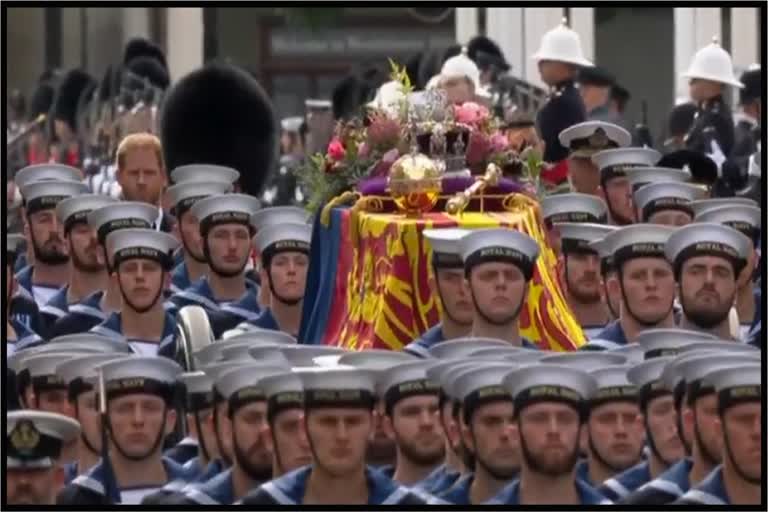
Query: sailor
[[166, 165, 238, 294], [7, 410, 81, 505], [531, 19, 591, 187], [57, 357, 187, 504], [632, 181, 705, 226], [55, 353, 130, 481], [404, 229, 473, 357], [540, 192, 608, 257], [488, 365, 610, 504], [51, 202, 159, 336], [39, 194, 117, 336], [16, 176, 88, 307], [241, 368, 435, 505], [621, 351, 759, 504], [559, 121, 632, 196], [377, 361, 444, 487], [674, 363, 761, 505], [167, 194, 261, 321], [625, 166, 693, 193], [577, 65, 623, 125], [91, 228, 180, 357], [441, 364, 520, 504], [7, 234, 42, 356], [592, 225, 676, 344], [665, 223, 752, 339], [694, 203, 761, 340], [598, 356, 683, 500], [554, 223, 618, 338], [591, 147, 662, 225], [459, 229, 541, 348], [19, 352, 81, 422]]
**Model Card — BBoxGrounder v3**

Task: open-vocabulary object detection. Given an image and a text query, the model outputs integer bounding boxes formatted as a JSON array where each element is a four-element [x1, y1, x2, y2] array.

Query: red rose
[[327, 139, 346, 161]]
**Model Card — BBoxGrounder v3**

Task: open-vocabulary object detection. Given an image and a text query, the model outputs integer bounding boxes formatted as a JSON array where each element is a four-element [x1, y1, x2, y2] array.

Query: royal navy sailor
[[6, 234, 42, 357], [540, 192, 608, 257], [632, 181, 705, 226]]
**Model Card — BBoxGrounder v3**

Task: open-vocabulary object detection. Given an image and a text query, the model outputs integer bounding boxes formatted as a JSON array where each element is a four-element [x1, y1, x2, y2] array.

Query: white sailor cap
[[55, 353, 131, 393], [625, 167, 691, 191], [87, 202, 159, 243], [428, 337, 511, 359], [379, 361, 440, 411], [191, 193, 261, 235], [106, 228, 179, 271], [579, 338, 622, 352], [591, 147, 662, 181], [633, 182, 706, 222], [251, 206, 310, 231], [424, 360, 481, 398], [195, 338, 269, 365], [176, 371, 216, 411], [672, 352, 760, 400], [56, 194, 118, 230], [676, 340, 759, 356], [258, 372, 305, 414], [96, 356, 182, 402], [559, 121, 631, 158], [460, 229, 540, 280], [503, 364, 597, 411], [279, 345, 348, 367], [540, 193, 608, 224], [20, 180, 88, 214], [7, 234, 25, 258], [237, 345, 290, 365], [299, 368, 377, 409], [15, 163, 82, 188], [665, 222, 752, 277], [7, 411, 81, 469], [608, 344, 645, 365], [690, 197, 758, 217], [627, 357, 674, 407], [702, 363, 761, 411], [338, 349, 418, 372], [554, 222, 618, 254], [215, 364, 289, 410], [540, 352, 627, 372], [23, 353, 81, 390], [170, 164, 240, 185], [201, 362, 253, 394], [451, 364, 515, 415], [281, 116, 304, 133], [594, 224, 675, 269], [254, 222, 312, 256], [467, 347, 548, 364], [590, 365, 638, 405], [166, 181, 233, 215], [636, 328, 717, 359], [223, 330, 298, 346], [694, 205, 762, 243], [423, 228, 470, 268], [305, 99, 332, 110]]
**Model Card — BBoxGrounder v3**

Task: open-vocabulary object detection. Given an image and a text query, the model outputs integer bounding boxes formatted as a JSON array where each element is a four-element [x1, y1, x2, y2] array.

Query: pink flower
[[367, 114, 401, 150], [327, 138, 346, 161], [465, 132, 491, 166], [371, 148, 400, 177], [490, 132, 510, 153], [358, 142, 370, 159], [453, 102, 490, 127]]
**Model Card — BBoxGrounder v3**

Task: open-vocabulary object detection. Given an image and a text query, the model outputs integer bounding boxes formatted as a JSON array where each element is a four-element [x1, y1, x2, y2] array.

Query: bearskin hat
[[332, 74, 363, 120], [739, 67, 761, 105], [160, 62, 277, 196], [52, 69, 96, 130], [467, 35, 510, 71], [658, 149, 718, 186], [126, 56, 170, 90], [405, 52, 424, 89], [28, 82, 56, 122], [123, 37, 167, 70]]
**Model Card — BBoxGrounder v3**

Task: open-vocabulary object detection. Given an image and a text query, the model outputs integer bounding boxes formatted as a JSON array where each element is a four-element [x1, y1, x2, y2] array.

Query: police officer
[[540, 193, 608, 257], [166, 164, 239, 294], [633, 182, 705, 226], [593, 225, 676, 344], [559, 121, 632, 196], [459, 229, 541, 348], [404, 229, 473, 357], [91, 228, 179, 357], [665, 223, 752, 339], [7, 410, 81, 505], [674, 363, 761, 505], [591, 147, 662, 226], [51, 202, 159, 336], [39, 195, 117, 336], [57, 356, 187, 504], [489, 365, 610, 504], [241, 368, 435, 505], [554, 223, 617, 338]]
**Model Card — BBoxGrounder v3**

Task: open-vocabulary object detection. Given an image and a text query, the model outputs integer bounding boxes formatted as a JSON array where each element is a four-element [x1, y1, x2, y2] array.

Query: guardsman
[[167, 194, 261, 322], [592, 226, 676, 344], [241, 368, 436, 505], [531, 19, 591, 187], [166, 164, 239, 294], [51, 202, 159, 336], [488, 365, 610, 505], [404, 229, 473, 357], [7, 411, 81, 505], [559, 121, 631, 196], [540, 193, 608, 257], [554, 223, 617, 338], [91, 228, 179, 357], [674, 363, 761, 505], [16, 176, 88, 307], [7, 234, 41, 355], [621, 350, 759, 504], [56, 356, 187, 504], [39, 195, 117, 336], [378, 361, 445, 486], [694, 203, 761, 339], [665, 223, 752, 339], [442, 364, 520, 504], [459, 229, 541, 348], [632, 182, 705, 226]]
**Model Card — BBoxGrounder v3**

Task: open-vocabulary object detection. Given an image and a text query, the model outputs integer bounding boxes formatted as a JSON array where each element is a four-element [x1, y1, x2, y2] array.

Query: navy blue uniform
[[49, 291, 107, 338], [673, 466, 733, 505], [487, 476, 612, 505], [598, 460, 651, 502], [619, 458, 692, 505], [90, 311, 178, 358], [412, 463, 462, 496], [536, 80, 588, 163]]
